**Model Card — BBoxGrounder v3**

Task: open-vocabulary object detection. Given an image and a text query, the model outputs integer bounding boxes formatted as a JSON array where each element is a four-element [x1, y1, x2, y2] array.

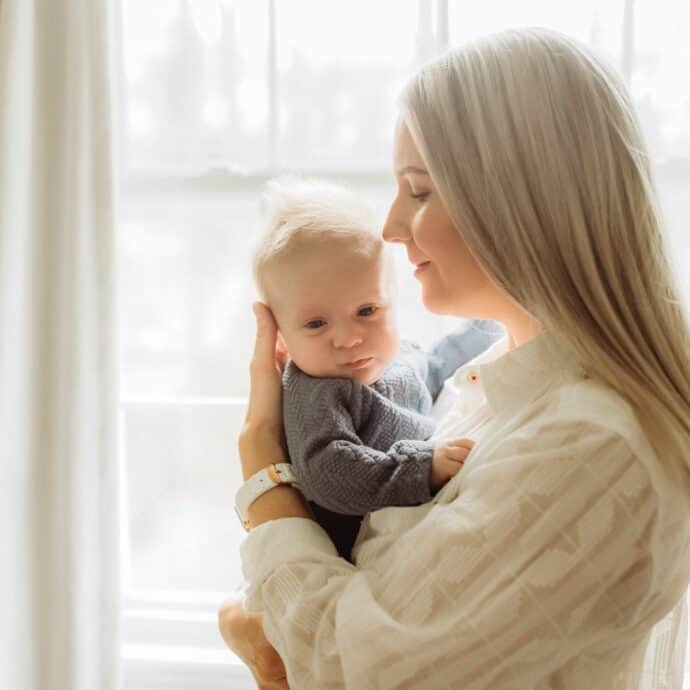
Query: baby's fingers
[[443, 445, 470, 462], [446, 438, 475, 450]]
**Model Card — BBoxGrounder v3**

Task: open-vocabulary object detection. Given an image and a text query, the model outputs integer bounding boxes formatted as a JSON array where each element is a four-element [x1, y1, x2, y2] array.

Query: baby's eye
[[359, 306, 377, 317], [305, 319, 326, 330]]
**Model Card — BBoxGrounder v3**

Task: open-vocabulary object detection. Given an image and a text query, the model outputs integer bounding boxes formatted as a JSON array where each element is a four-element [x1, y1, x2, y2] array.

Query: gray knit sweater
[[282, 319, 505, 560]]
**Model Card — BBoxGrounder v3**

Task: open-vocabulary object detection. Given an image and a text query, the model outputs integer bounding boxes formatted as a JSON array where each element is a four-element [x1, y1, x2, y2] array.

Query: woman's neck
[[504, 312, 544, 351]]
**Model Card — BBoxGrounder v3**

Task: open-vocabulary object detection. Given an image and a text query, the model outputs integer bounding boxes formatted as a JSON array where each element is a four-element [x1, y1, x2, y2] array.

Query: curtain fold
[[0, 1, 120, 689]]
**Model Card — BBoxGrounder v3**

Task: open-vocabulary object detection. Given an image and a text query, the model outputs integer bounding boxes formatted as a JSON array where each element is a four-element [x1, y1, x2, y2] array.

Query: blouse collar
[[475, 330, 587, 417]]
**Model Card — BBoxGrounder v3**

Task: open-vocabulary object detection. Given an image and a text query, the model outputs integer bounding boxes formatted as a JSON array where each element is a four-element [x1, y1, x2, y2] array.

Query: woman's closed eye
[[409, 189, 430, 203]]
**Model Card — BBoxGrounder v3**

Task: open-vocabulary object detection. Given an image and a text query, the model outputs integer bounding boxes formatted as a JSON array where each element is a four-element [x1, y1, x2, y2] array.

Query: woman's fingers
[[218, 598, 290, 687], [244, 302, 285, 433], [255, 671, 290, 690], [255, 673, 289, 688], [247, 612, 289, 689], [251, 302, 280, 373], [250, 622, 287, 680], [218, 597, 255, 651]]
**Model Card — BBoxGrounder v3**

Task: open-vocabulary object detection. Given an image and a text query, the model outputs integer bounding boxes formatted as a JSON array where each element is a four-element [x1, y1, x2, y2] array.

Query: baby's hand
[[430, 438, 475, 492]]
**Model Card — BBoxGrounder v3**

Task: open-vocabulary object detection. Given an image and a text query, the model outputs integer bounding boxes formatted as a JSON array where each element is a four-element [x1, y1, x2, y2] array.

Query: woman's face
[[381, 121, 497, 318]]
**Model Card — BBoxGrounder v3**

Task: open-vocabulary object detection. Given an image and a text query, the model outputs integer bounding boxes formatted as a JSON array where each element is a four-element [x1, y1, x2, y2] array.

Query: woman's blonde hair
[[401, 28, 690, 494]]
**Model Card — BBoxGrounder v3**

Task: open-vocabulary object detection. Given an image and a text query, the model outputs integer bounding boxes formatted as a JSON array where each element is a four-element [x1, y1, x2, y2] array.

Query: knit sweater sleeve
[[424, 320, 505, 402], [284, 373, 435, 516]]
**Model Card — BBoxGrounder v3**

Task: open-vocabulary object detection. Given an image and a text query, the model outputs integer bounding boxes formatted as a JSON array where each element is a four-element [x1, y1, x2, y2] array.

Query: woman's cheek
[[413, 207, 433, 246]]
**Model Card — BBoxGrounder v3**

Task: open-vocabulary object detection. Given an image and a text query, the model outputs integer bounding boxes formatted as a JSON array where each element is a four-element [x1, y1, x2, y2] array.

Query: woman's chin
[[420, 290, 449, 315]]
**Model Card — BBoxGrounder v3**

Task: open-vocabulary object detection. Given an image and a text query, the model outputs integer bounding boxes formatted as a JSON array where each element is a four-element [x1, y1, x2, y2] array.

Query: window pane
[[124, 401, 247, 591], [656, 164, 690, 308], [274, 0, 419, 170], [449, 1, 623, 64], [633, 1, 690, 161], [122, 0, 269, 172], [118, 195, 259, 398], [630, 1, 690, 306], [118, 185, 464, 399]]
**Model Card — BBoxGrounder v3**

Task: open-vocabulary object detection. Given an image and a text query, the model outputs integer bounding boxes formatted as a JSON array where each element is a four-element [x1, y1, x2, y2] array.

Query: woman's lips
[[414, 261, 431, 276]]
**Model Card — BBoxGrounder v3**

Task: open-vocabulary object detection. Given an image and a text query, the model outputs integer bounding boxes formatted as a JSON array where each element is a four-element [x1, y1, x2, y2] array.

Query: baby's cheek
[[384, 327, 402, 361]]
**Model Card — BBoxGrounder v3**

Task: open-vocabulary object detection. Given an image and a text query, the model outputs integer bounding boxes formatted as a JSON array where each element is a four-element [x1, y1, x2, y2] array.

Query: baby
[[251, 178, 502, 561]]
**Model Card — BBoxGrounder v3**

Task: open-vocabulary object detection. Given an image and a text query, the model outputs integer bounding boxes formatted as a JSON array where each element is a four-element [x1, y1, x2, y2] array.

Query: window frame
[[116, 2, 690, 689], [114, 0, 467, 686], [122, 588, 256, 689]]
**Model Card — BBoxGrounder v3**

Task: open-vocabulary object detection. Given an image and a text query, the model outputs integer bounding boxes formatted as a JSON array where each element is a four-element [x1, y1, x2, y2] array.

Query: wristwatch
[[234, 463, 302, 531]]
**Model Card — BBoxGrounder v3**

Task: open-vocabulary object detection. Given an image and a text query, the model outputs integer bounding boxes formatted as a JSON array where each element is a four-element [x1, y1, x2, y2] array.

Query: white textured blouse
[[240, 330, 690, 690]]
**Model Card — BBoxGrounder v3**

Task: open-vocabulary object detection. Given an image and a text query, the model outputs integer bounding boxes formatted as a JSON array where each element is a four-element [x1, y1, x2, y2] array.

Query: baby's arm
[[295, 434, 437, 516], [424, 319, 505, 402]]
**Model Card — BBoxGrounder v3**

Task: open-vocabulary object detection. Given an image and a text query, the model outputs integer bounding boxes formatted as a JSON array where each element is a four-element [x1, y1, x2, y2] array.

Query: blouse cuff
[[240, 516, 342, 589]]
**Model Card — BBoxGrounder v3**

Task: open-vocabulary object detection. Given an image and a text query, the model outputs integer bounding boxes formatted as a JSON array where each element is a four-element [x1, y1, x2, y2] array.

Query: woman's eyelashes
[[304, 306, 379, 330], [409, 190, 430, 202]]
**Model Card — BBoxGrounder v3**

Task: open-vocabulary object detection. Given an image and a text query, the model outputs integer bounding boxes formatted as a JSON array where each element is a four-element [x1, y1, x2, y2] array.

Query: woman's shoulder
[[471, 373, 656, 494], [549, 375, 645, 446], [523, 374, 681, 509]]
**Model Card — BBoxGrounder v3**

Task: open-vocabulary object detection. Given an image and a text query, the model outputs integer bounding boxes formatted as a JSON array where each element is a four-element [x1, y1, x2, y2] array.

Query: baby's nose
[[333, 330, 363, 350]]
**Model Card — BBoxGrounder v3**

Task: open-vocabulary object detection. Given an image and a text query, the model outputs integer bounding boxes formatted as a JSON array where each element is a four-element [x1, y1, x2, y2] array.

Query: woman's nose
[[381, 202, 409, 244]]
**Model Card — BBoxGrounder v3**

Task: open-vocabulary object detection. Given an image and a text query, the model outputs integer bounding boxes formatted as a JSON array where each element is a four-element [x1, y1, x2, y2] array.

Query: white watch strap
[[234, 463, 301, 530]]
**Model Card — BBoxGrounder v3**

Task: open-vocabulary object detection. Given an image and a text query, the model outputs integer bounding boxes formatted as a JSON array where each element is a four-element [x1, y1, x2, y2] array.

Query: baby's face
[[267, 246, 400, 385]]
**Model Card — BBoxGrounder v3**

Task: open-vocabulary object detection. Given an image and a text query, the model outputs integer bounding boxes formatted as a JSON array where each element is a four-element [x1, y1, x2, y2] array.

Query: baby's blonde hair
[[402, 28, 690, 500], [252, 177, 389, 303]]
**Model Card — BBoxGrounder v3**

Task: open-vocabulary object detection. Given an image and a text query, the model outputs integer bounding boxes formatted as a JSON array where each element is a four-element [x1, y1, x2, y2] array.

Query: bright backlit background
[[117, 2, 690, 688]]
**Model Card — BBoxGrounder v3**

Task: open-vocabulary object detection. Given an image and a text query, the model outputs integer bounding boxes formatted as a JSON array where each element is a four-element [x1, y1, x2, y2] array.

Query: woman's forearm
[[239, 425, 315, 529], [247, 484, 315, 529]]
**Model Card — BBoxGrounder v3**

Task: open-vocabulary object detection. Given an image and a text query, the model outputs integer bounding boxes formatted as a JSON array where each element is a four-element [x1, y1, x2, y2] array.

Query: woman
[[220, 28, 690, 689]]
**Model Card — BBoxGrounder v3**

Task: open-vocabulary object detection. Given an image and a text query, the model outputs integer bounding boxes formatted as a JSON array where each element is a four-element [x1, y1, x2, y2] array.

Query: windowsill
[[123, 645, 254, 690], [122, 590, 255, 690]]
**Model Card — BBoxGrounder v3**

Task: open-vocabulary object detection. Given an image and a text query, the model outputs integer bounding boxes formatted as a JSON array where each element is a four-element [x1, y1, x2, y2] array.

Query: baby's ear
[[276, 331, 289, 358], [276, 331, 290, 370]]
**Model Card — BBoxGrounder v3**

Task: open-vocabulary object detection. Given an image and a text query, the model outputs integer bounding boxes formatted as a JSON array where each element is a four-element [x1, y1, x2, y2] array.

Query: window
[[117, 2, 690, 688]]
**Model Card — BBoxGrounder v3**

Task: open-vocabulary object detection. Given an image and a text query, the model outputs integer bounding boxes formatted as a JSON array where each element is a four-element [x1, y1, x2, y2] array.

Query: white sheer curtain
[[0, 1, 120, 689]]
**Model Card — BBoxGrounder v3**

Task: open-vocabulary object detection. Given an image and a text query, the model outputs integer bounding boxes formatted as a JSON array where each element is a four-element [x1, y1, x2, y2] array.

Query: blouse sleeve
[[240, 418, 659, 690]]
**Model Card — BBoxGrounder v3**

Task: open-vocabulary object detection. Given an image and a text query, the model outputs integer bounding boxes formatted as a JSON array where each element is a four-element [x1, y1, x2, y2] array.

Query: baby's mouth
[[346, 357, 373, 369]]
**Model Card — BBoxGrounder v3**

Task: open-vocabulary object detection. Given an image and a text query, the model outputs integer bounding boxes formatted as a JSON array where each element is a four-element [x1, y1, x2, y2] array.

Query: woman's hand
[[218, 597, 290, 689], [239, 301, 315, 526], [240, 302, 290, 481]]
